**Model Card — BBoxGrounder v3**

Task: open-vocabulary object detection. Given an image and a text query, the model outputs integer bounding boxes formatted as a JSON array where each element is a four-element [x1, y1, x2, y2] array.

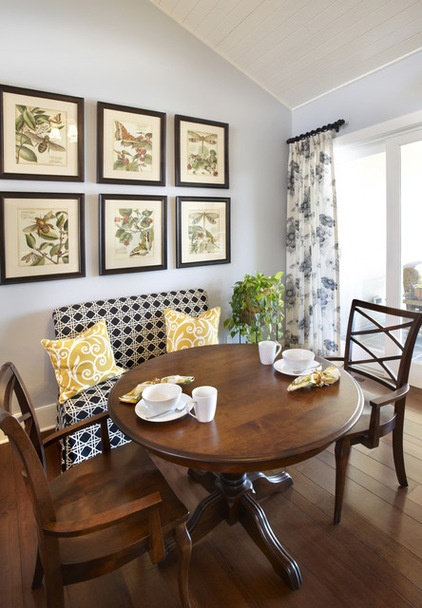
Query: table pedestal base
[[185, 469, 302, 590]]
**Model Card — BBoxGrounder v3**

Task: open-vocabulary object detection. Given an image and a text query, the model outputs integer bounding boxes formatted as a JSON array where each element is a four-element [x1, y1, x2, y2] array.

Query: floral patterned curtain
[[285, 131, 340, 356]]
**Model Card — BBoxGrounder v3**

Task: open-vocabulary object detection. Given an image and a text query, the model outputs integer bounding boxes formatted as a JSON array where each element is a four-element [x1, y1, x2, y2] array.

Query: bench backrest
[[52, 288, 209, 370]]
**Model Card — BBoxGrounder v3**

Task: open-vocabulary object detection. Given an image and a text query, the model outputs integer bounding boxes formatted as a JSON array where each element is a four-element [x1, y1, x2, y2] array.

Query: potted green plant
[[224, 271, 285, 343]]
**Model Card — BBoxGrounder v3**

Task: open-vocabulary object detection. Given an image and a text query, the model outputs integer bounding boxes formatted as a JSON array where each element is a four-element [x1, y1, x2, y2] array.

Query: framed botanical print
[[175, 115, 229, 188], [176, 196, 230, 268], [99, 194, 167, 274], [0, 192, 85, 284], [97, 102, 166, 185], [0, 85, 84, 181]]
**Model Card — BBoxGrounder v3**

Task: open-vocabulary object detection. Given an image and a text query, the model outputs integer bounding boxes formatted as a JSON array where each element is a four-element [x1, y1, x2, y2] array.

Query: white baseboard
[[0, 402, 56, 444]]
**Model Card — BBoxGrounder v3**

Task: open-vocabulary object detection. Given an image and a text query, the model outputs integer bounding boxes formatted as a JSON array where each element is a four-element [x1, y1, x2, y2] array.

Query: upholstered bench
[[49, 288, 209, 469]]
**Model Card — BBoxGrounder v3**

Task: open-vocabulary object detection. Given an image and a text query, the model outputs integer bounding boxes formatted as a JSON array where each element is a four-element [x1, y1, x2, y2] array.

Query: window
[[334, 118, 422, 386]]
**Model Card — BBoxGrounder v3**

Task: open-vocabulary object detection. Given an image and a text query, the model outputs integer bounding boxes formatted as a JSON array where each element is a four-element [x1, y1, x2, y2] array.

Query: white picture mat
[[2, 92, 79, 177], [3, 196, 81, 279], [104, 198, 163, 270], [179, 120, 226, 185], [180, 200, 227, 264]]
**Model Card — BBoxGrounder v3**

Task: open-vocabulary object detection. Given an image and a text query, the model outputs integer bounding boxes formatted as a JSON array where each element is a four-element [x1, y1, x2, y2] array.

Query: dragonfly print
[[188, 210, 220, 255], [186, 130, 218, 176]]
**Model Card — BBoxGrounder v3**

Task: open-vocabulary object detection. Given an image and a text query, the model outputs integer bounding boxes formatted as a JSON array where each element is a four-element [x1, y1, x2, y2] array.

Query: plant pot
[[224, 271, 284, 343], [240, 308, 256, 325]]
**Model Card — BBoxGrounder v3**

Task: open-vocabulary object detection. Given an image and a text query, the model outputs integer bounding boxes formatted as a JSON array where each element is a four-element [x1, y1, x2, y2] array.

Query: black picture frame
[[0, 84, 84, 181], [0, 192, 85, 284], [97, 102, 166, 185], [99, 193, 167, 275], [175, 115, 229, 188], [176, 196, 230, 268]]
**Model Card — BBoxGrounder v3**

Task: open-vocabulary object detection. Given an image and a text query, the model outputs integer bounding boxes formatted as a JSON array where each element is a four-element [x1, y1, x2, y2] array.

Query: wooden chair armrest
[[42, 411, 111, 450], [366, 383, 409, 447], [369, 384, 409, 408], [44, 491, 162, 537]]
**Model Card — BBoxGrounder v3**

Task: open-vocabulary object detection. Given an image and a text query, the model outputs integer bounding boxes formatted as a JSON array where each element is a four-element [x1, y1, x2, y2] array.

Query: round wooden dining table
[[109, 344, 364, 591]]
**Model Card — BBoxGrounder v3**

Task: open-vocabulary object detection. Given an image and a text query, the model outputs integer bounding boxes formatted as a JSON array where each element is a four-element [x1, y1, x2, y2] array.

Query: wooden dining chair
[[0, 361, 192, 608], [328, 300, 422, 524]]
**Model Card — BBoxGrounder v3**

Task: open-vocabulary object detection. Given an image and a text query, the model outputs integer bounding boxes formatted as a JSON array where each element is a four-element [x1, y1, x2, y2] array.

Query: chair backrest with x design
[[343, 299, 422, 392]]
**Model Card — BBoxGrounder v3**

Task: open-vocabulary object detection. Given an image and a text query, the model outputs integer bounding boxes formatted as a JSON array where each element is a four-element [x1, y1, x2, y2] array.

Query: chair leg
[[174, 523, 192, 608], [42, 544, 66, 608], [392, 423, 408, 488], [333, 437, 352, 524], [31, 549, 43, 589], [44, 574, 65, 608]]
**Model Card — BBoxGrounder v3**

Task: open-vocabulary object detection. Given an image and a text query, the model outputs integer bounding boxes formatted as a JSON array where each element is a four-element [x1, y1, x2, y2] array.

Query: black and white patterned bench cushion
[[52, 288, 208, 469]]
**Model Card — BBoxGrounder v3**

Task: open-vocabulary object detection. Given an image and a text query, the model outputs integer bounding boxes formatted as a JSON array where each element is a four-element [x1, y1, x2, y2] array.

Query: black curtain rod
[[286, 119, 345, 144]]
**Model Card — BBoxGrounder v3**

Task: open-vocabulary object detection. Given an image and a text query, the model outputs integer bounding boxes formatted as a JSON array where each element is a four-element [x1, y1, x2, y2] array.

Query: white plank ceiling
[[148, 0, 422, 109]]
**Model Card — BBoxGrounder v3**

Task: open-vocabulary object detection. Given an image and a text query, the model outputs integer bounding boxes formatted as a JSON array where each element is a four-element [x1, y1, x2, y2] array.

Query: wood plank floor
[[1, 388, 421, 608]]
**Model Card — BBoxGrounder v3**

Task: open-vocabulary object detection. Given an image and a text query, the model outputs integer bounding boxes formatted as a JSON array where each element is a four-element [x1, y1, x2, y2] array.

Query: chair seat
[[344, 399, 395, 437], [50, 442, 188, 574], [344, 374, 396, 437], [0, 361, 192, 607]]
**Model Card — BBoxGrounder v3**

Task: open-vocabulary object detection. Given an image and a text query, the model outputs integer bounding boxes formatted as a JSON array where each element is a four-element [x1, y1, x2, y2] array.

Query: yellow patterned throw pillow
[[164, 307, 221, 352], [41, 320, 125, 403]]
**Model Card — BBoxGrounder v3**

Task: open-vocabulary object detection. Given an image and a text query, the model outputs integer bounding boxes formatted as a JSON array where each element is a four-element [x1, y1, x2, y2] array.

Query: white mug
[[258, 340, 281, 365], [189, 386, 218, 423]]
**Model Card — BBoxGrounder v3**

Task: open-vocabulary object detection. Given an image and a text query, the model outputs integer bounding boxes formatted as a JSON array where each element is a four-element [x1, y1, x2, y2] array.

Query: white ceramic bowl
[[142, 383, 182, 413], [282, 348, 315, 373]]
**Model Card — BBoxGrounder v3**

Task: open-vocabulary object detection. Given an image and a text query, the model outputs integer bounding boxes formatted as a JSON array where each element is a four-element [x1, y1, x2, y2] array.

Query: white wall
[[292, 50, 422, 137], [0, 0, 290, 409]]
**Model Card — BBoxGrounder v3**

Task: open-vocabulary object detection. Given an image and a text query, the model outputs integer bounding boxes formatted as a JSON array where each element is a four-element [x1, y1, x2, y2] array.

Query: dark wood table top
[[109, 344, 364, 473]]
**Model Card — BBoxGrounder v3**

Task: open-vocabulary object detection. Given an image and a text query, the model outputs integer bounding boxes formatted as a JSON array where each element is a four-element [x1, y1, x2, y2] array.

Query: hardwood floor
[[1, 388, 421, 607]]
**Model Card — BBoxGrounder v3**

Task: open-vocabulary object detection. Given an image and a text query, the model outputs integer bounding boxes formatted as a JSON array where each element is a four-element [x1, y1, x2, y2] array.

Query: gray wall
[[1, 0, 421, 412], [0, 0, 290, 409]]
